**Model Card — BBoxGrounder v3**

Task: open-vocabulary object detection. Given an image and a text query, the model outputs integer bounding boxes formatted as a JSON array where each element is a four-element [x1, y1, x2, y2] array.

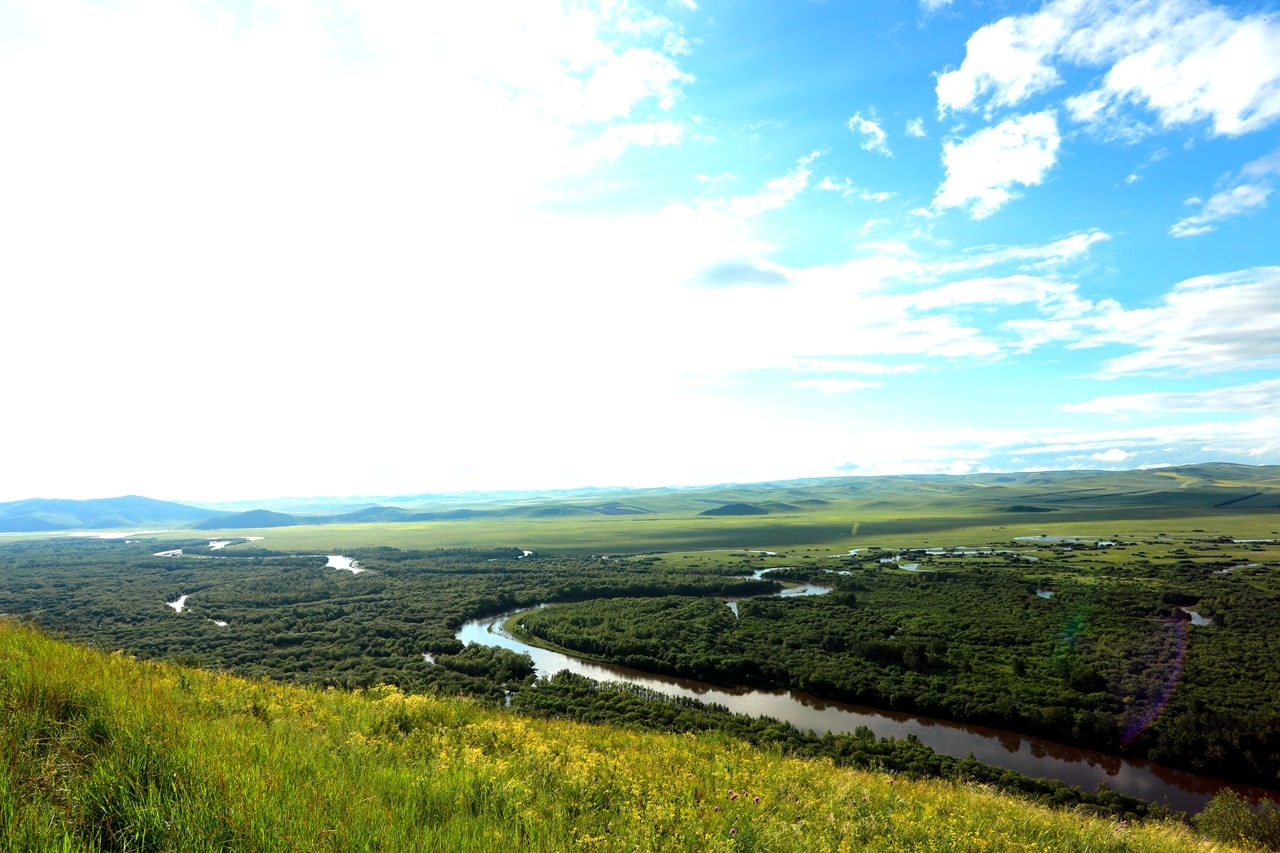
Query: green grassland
[[181, 463, 1280, 553], [0, 621, 1254, 852]]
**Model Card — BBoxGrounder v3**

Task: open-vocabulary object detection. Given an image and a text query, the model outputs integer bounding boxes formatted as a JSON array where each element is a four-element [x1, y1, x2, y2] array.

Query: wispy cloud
[[1171, 148, 1280, 236], [1008, 266, 1280, 377], [833, 416, 1280, 476], [720, 152, 821, 217], [1063, 378, 1280, 415], [793, 378, 883, 394]]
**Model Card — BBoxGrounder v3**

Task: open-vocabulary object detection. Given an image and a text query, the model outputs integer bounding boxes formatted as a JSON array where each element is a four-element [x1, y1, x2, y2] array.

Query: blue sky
[[1, 0, 1278, 502]]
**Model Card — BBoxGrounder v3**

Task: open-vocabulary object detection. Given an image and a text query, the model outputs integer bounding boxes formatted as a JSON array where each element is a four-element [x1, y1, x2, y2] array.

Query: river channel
[[456, 578, 1274, 813]]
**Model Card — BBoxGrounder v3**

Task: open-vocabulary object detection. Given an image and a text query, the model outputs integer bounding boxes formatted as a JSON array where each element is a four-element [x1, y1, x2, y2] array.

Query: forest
[[3, 466, 1280, 823], [512, 542, 1280, 787], [2, 525, 1278, 802]]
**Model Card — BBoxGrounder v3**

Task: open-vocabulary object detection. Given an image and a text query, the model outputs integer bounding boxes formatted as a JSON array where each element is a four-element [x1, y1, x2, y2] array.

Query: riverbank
[[0, 622, 1240, 852], [462, 607, 1277, 814]]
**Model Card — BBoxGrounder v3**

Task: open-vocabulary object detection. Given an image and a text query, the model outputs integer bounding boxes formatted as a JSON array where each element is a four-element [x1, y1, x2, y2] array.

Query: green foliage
[[511, 671, 1165, 820], [512, 541, 1280, 787], [0, 538, 775, 701], [0, 623, 1241, 852], [3, 470, 1280, 820], [1196, 789, 1280, 850]]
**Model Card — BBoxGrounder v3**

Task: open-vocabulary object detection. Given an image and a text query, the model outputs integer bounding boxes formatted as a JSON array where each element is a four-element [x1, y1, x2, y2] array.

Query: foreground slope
[[0, 623, 1240, 852]]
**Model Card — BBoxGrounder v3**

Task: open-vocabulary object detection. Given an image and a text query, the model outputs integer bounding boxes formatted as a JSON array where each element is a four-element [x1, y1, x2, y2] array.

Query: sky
[[2, 0, 1279, 504]]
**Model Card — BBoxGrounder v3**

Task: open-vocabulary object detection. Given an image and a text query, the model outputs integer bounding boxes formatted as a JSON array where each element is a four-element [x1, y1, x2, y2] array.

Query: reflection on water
[[458, 606, 1276, 813], [326, 555, 364, 573]]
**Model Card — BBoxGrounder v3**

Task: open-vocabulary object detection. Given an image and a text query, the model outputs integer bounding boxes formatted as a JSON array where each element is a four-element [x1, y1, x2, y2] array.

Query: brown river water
[[457, 600, 1278, 814]]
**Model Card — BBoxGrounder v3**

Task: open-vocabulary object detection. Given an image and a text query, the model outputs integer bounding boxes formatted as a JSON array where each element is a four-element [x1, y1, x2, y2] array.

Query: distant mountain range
[[0, 495, 212, 533], [2, 462, 1278, 533]]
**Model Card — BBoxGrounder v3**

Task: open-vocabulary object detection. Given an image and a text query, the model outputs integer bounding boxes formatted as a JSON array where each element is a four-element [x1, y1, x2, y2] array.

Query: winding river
[[456, 578, 1275, 813]]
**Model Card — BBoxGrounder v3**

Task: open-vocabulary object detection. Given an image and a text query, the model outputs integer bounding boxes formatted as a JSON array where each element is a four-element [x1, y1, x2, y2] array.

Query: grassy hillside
[[0, 621, 1247, 852]]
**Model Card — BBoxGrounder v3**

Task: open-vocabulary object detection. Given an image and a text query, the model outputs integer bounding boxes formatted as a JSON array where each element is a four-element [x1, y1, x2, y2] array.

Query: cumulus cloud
[[1170, 147, 1280, 236], [937, 0, 1280, 138], [1068, 3, 1280, 138], [935, 10, 1066, 115], [905, 117, 927, 138], [933, 111, 1061, 218], [848, 110, 892, 157]]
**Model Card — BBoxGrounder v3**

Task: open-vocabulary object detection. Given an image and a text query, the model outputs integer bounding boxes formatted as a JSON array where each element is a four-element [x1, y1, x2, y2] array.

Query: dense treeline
[[513, 546, 1280, 788], [2, 533, 1278, 795], [0, 538, 770, 700]]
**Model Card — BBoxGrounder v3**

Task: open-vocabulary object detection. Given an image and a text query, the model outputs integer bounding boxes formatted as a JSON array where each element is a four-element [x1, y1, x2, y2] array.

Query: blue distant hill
[[0, 495, 212, 533], [3, 463, 1278, 533]]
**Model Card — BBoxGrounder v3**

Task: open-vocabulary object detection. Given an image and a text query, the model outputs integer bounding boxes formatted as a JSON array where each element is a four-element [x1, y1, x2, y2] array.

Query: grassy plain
[[189, 464, 1280, 553]]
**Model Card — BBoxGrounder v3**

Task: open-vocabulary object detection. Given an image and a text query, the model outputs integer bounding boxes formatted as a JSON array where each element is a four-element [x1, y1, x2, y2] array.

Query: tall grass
[[0, 622, 1249, 852]]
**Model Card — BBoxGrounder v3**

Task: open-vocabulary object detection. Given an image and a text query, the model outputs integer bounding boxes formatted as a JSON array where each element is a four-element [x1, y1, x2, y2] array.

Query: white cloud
[[933, 111, 1061, 218], [848, 110, 892, 157], [793, 378, 883, 394], [1063, 378, 1280, 415], [830, 416, 1279, 478], [935, 8, 1066, 115], [1092, 268, 1280, 377], [1001, 417, 1280, 465], [905, 117, 927, 138], [910, 275, 1073, 311], [920, 0, 953, 12], [1006, 266, 1280, 377], [1170, 147, 1280, 236], [663, 31, 692, 55], [938, 0, 1280, 138], [720, 152, 821, 217], [932, 230, 1110, 275], [1071, 4, 1280, 138], [790, 358, 928, 376], [817, 177, 894, 203]]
